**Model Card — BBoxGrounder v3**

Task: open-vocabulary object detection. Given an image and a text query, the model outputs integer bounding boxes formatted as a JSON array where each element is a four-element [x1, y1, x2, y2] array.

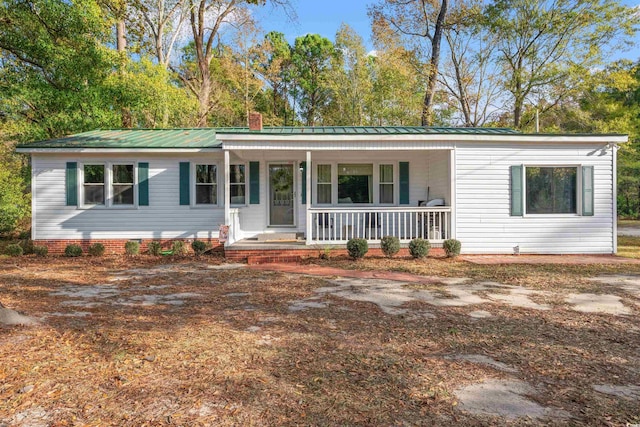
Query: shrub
[[443, 239, 462, 258], [347, 238, 368, 260], [18, 231, 30, 240], [147, 241, 162, 256], [20, 239, 35, 255], [124, 241, 140, 256], [33, 245, 48, 257], [6, 243, 23, 257], [380, 236, 400, 258], [409, 238, 430, 259], [88, 243, 105, 257], [191, 240, 209, 255], [171, 240, 188, 256], [64, 244, 83, 257]]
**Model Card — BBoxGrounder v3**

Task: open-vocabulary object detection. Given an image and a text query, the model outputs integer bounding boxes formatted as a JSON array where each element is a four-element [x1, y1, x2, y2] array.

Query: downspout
[[449, 147, 456, 240], [611, 142, 618, 254], [224, 150, 231, 247]]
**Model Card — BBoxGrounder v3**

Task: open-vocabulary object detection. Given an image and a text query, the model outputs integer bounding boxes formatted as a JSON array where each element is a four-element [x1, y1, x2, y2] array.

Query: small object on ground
[[144, 355, 156, 362], [18, 385, 34, 394]]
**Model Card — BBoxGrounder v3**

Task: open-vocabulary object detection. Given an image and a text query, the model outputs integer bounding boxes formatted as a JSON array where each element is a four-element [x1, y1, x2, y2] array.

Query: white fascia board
[[15, 147, 222, 154], [218, 133, 628, 145]]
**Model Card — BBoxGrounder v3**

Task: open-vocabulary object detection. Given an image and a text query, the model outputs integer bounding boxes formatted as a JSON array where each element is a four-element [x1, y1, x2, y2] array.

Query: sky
[[253, 0, 640, 62]]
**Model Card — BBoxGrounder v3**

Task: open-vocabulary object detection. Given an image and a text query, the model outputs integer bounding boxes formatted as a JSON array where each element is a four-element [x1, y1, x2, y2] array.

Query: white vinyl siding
[[455, 143, 614, 254], [32, 153, 224, 240]]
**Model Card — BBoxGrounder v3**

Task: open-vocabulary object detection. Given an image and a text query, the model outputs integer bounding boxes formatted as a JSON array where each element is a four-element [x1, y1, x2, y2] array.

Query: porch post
[[449, 148, 456, 239], [306, 150, 312, 245], [224, 149, 230, 246]]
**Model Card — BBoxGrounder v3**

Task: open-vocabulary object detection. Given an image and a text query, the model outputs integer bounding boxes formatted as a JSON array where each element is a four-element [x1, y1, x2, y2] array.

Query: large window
[[317, 164, 332, 204], [83, 164, 105, 205], [526, 167, 577, 214], [338, 164, 372, 204], [195, 164, 217, 205], [379, 164, 394, 204], [230, 164, 246, 205], [112, 164, 134, 205]]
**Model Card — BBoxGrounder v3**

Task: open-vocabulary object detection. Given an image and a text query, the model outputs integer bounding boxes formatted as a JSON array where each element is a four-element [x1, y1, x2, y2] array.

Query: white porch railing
[[307, 207, 451, 244]]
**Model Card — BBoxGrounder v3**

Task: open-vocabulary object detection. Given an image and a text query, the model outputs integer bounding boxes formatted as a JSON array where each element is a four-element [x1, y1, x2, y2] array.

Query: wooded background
[[1, 0, 639, 234]]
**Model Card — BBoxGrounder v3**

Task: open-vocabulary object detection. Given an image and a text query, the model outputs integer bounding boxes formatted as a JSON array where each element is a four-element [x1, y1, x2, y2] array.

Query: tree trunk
[[421, 0, 448, 127], [117, 20, 126, 53]]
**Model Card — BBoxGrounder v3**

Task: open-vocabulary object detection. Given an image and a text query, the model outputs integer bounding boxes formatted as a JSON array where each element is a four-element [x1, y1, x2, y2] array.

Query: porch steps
[[246, 254, 302, 265], [256, 232, 301, 242]]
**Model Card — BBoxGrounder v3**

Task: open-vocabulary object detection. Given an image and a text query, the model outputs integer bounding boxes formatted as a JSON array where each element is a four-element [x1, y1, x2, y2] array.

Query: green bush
[[409, 238, 430, 259], [171, 240, 188, 256], [443, 239, 462, 258], [88, 243, 105, 257], [64, 244, 83, 257], [347, 238, 368, 260], [6, 243, 23, 257], [380, 236, 400, 258], [20, 239, 35, 255], [147, 241, 162, 256], [18, 231, 30, 240], [191, 240, 209, 255], [124, 241, 140, 256], [33, 245, 48, 257]]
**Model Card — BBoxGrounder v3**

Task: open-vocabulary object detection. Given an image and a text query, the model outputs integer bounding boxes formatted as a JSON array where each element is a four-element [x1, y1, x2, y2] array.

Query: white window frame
[[192, 162, 219, 207], [81, 163, 106, 208], [523, 164, 581, 217], [379, 163, 395, 205], [315, 163, 333, 205], [111, 163, 136, 207], [313, 161, 398, 206], [230, 163, 247, 206], [79, 161, 138, 209]]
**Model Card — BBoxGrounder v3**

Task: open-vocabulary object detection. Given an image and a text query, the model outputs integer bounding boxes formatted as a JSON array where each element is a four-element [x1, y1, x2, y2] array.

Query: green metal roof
[[214, 126, 521, 135], [18, 129, 221, 149], [16, 126, 626, 150]]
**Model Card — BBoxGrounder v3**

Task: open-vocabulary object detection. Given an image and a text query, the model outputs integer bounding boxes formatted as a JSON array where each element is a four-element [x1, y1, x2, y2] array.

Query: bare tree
[[370, 0, 449, 126]]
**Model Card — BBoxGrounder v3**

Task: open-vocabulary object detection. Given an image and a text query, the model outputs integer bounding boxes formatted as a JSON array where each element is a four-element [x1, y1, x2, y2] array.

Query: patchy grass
[[619, 235, 640, 259], [1, 256, 639, 426]]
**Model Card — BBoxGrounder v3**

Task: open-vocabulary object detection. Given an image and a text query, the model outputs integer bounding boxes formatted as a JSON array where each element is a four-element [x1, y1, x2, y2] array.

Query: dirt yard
[[1, 255, 640, 426]]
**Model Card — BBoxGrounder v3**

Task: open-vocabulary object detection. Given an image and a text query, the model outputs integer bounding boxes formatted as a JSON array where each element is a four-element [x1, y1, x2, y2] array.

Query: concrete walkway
[[249, 263, 444, 283], [619, 226, 640, 237]]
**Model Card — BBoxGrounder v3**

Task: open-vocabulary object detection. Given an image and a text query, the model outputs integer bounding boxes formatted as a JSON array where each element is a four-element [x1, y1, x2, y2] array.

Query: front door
[[269, 163, 295, 226]]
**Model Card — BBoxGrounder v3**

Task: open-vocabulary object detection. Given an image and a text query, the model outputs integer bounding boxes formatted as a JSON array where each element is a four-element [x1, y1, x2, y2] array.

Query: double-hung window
[[338, 164, 373, 204], [379, 164, 394, 204], [195, 164, 217, 205], [230, 164, 246, 205], [525, 167, 577, 214], [83, 164, 105, 205], [112, 164, 134, 205], [316, 164, 332, 204]]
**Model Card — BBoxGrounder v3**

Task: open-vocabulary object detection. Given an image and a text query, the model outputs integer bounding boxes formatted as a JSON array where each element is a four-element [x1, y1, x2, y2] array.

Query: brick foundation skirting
[[36, 238, 223, 255], [227, 247, 446, 264]]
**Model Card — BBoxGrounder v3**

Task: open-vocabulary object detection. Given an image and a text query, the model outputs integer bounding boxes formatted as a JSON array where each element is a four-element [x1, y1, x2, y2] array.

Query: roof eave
[[15, 147, 223, 153]]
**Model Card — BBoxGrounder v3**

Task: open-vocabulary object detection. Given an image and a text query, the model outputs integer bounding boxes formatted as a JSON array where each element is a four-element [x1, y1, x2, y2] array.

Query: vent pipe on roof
[[249, 112, 263, 131], [535, 109, 540, 133]]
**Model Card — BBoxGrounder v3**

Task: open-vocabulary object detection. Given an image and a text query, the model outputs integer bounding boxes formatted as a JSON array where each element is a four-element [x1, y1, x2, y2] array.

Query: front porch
[[220, 140, 456, 250]]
